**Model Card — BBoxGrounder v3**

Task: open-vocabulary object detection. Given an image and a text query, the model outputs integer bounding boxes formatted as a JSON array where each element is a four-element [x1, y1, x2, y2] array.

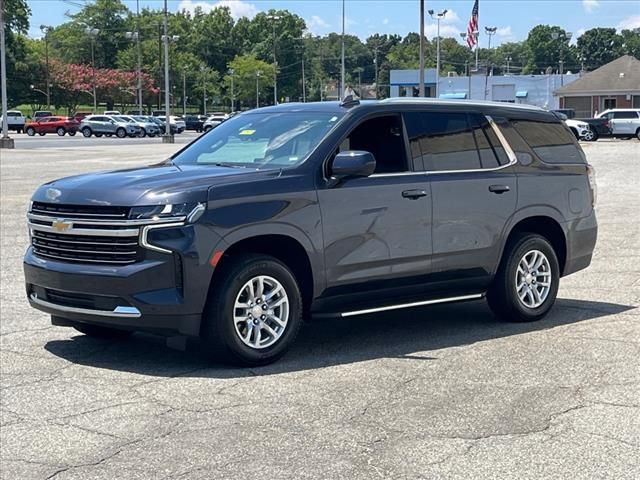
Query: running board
[[340, 293, 484, 318]]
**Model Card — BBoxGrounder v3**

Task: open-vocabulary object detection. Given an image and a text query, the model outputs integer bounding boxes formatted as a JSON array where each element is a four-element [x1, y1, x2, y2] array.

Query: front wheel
[[82, 127, 92, 137], [487, 233, 560, 323], [39, 132, 46, 136], [138, 128, 146, 137], [94, 133, 103, 137], [57, 127, 66, 136], [115, 127, 126, 138], [201, 254, 303, 366], [583, 128, 597, 142], [636, 129, 640, 141], [26, 127, 36, 136], [68, 131, 77, 136]]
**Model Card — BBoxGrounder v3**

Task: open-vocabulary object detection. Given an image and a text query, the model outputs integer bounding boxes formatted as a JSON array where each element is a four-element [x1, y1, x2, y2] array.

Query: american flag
[[467, 0, 479, 48]]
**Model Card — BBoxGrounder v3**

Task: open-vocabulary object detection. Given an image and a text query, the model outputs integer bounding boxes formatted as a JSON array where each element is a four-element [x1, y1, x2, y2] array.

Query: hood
[[32, 163, 278, 207]]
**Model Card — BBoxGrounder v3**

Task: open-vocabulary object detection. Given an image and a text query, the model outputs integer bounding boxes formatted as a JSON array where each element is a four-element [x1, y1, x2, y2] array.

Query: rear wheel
[[583, 128, 596, 141], [115, 127, 126, 138], [26, 127, 36, 136], [636, 128, 640, 141], [68, 131, 77, 136], [95, 133, 103, 137], [201, 254, 303, 366], [39, 132, 46, 136], [487, 233, 560, 323], [138, 128, 146, 137], [73, 323, 133, 339], [56, 127, 66, 136], [82, 127, 92, 137]]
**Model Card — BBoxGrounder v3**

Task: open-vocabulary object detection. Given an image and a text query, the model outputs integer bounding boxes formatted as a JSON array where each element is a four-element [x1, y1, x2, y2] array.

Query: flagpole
[[475, 0, 479, 71]]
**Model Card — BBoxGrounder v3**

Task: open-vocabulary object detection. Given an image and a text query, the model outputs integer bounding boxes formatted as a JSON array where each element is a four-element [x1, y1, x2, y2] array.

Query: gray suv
[[80, 115, 140, 138], [24, 99, 597, 366]]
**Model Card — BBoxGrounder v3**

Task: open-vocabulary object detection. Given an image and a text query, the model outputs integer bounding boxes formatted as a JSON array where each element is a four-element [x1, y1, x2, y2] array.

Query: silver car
[[80, 115, 140, 138], [117, 115, 160, 138]]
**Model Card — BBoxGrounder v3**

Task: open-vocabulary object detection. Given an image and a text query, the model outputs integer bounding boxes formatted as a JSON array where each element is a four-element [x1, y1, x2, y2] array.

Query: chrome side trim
[[28, 222, 139, 237], [30, 250, 136, 264], [139, 222, 186, 254], [27, 213, 186, 226], [29, 293, 142, 318], [485, 115, 518, 165], [340, 293, 484, 317]]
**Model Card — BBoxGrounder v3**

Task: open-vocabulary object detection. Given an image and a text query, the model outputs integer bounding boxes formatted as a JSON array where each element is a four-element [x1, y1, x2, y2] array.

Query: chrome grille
[[31, 230, 138, 264], [31, 202, 129, 219]]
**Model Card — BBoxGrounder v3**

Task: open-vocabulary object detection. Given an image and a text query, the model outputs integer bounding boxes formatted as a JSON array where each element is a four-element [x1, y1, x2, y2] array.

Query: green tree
[[576, 28, 624, 70], [524, 25, 576, 74], [3, 0, 32, 107], [224, 54, 275, 108], [619, 29, 640, 60]]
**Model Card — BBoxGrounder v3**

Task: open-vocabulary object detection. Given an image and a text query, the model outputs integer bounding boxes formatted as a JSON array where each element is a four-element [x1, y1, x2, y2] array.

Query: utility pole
[[40, 25, 51, 109], [86, 27, 99, 113], [429, 9, 448, 98], [162, 0, 173, 142], [201, 66, 207, 115], [301, 58, 306, 102], [419, 0, 425, 97], [229, 68, 235, 111], [373, 46, 379, 99], [136, 0, 142, 112], [505, 55, 512, 74], [552, 31, 572, 86], [256, 70, 261, 108], [465, 60, 471, 98], [340, 0, 346, 100], [182, 68, 186, 115], [1, 0, 14, 149]]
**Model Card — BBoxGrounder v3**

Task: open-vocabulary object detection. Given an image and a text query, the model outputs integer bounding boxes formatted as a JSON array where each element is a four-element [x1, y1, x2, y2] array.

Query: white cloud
[[178, 0, 259, 19], [582, 0, 600, 13], [497, 26, 513, 37], [307, 15, 330, 34], [426, 24, 462, 39], [617, 15, 640, 31], [382, 18, 389, 25]]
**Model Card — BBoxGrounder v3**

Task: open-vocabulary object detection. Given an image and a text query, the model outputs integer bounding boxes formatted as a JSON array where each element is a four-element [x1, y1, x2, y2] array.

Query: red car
[[25, 116, 80, 136]]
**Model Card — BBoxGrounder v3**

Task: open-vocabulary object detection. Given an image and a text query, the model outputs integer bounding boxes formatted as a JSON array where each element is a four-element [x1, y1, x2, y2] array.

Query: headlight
[[130, 203, 205, 223]]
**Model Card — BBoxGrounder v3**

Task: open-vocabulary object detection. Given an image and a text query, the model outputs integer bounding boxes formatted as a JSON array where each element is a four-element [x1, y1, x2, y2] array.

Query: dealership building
[[390, 68, 579, 110]]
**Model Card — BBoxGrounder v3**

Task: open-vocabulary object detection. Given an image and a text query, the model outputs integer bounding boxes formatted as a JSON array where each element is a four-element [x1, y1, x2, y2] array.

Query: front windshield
[[172, 111, 343, 169]]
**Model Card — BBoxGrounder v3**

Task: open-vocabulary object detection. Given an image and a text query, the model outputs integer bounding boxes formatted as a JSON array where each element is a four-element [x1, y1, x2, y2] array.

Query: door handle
[[488, 185, 510, 194], [402, 189, 428, 199]]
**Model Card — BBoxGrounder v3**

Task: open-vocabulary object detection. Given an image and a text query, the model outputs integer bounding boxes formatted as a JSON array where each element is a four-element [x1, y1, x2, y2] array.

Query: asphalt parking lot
[[1, 137, 639, 479]]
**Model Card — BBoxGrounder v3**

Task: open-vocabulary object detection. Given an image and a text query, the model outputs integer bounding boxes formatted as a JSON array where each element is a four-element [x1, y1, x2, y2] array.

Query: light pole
[[419, 0, 425, 97], [505, 55, 512, 74], [40, 25, 52, 109], [182, 68, 187, 115], [373, 45, 379, 99], [429, 9, 448, 98], [200, 66, 207, 115], [340, 0, 346, 99], [0, 0, 14, 149], [228, 68, 235, 111], [256, 70, 262, 108], [266, 14, 281, 104], [484, 27, 497, 100], [354, 67, 363, 97], [85, 27, 99, 113], [125, 30, 143, 114], [161, 0, 173, 142], [551, 31, 572, 86], [485, 26, 497, 51]]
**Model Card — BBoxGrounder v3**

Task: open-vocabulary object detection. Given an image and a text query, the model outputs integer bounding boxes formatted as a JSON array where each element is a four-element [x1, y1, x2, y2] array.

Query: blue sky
[[27, 0, 640, 45]]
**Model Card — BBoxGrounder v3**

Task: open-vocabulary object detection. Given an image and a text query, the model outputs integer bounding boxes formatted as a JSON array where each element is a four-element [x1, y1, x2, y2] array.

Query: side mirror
[[331, 150, 376, 180]]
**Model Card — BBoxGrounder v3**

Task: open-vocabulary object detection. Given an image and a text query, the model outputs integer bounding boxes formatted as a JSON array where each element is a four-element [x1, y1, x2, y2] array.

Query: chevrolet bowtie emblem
[[52, 219, 72, 232]]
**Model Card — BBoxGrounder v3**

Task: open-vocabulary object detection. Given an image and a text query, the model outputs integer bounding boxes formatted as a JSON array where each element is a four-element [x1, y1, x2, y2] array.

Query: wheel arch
[[210, 232, 317, 314], [499, 214, 568, 275]]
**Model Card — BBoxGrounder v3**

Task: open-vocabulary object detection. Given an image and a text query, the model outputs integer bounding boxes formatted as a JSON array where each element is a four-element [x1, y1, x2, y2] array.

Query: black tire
[[115, 127, 126, 138], [95, 133, 103, 138], [636, 128, 640, 141], [39, 132, 46, 136], [204, 126, 212, 132], [26, 127, 36, 136], [68, 131, 76, 136], [73, 323, 133, 339], [56, 127, 66, 136], [139, 128, 146, 138], [487, 233, 560, 323], [201, 254, 303, 366], [82, 127, 92, 137], [105, 133, 113, 137]]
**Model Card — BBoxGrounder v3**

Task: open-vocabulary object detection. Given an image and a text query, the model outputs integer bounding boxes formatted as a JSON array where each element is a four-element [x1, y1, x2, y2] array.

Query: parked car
[[23, 99, 597, 366], [595, 109, 640, 140], [156, 115, 186, 133], [116, 115, 160, 137], [1, 110, 26, 133], [203, 114, 228, 132], [33, 110, 53, 120], [79, 115, 140, 138], [146, 116, 178, 135], [73, 112, 93, 122], [25, 116, 80, 136], [184, 114, 207, 132], [564, 118, 593, 141], [552, 108, 576, 119], [104, 110, 121, 116]]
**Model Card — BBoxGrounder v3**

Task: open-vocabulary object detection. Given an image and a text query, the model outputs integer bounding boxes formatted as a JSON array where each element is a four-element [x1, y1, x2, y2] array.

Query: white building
[[390, 69, 580, 110]]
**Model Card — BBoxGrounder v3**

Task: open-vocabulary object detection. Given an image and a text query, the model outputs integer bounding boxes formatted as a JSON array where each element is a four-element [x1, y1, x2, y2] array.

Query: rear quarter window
[[510, 119, 585, 164]]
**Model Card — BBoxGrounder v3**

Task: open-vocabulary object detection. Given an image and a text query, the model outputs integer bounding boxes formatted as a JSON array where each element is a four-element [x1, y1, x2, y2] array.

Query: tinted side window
[[404, 112, 481, 172], [613, 111, 639, 119], [469, 114, 510, 168], [511, 119, 584, 164]]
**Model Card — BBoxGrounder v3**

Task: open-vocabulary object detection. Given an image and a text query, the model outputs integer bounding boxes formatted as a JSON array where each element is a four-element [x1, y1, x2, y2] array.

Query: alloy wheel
[[515, 250, 552, 309], [233, 275, 290, 349]]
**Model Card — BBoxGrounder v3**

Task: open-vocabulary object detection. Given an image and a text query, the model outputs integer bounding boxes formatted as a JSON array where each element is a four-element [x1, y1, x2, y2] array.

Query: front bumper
[[24, 223, 225, 337]]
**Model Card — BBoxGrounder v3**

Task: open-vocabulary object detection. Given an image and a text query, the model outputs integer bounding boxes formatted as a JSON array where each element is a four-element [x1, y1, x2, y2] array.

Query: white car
[[203, 114, 228, 132], [1, 110, 26, 133], [595, 109, 640, 139], [565, 119, 593, 141], [104, 110, 122, 116]]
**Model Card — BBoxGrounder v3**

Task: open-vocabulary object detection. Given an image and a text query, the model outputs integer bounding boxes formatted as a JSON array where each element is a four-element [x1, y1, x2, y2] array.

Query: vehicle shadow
[[44, 298, 635, 378]]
